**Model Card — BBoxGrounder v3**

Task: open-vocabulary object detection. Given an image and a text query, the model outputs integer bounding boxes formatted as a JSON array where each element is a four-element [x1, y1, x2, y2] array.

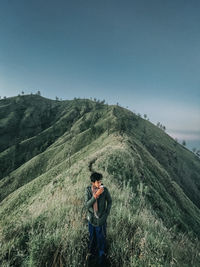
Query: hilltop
[[0, 94, 200, 266]]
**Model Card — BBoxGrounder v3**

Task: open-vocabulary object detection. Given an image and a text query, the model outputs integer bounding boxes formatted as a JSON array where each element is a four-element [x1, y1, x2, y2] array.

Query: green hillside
[[0, 95, 200, 266]]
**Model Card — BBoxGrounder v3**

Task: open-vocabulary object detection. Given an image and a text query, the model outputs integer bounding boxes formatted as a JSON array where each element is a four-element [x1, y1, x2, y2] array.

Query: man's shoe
[[86, 253, 94, 261], [98, 253, 106, 266]]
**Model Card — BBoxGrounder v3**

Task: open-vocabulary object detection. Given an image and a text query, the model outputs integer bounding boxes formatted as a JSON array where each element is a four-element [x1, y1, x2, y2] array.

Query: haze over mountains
[[0, 94, 200, 266]]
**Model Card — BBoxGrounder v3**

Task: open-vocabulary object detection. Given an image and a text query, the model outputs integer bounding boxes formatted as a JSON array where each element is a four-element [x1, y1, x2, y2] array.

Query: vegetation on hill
[[0, 95, 200, 266]]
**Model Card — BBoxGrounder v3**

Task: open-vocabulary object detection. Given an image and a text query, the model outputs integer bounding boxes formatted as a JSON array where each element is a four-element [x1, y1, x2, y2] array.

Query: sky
[[0, 0, 200, 150]]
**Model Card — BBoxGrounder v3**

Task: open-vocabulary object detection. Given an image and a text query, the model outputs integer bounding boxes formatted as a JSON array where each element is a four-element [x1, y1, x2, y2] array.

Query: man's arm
[[85, 187, 97, 209]]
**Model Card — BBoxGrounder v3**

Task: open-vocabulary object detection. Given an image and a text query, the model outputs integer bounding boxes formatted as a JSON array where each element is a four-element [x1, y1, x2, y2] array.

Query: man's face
[[93, 180, 101, 188]]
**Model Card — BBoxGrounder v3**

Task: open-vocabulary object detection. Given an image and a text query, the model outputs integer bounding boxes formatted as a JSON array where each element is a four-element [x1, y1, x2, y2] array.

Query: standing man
[[85, 172, 112, 266]]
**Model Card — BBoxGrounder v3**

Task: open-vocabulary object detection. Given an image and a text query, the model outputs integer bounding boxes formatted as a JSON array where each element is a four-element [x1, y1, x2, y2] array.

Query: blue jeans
[[88, 222, 107, 257]]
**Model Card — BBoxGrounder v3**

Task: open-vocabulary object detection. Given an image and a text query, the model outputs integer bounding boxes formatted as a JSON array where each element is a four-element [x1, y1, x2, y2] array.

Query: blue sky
[[0, 0, 200, 150]]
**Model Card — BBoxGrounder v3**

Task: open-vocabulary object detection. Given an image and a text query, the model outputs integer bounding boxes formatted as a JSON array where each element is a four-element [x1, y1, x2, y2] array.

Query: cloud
[[167, 130, 200, 141], [129, 97, 200, 132]]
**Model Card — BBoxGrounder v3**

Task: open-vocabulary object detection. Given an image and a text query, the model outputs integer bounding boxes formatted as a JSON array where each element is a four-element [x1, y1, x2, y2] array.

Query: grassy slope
[[0, 96, 109, 200], [0, 95, 200, 266], [112, 105, 200, 210]]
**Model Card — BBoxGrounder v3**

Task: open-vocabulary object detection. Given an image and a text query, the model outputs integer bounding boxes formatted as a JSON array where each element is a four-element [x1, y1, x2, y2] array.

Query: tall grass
[[2, 137, 199, 267], [1, 97, 200, 266]]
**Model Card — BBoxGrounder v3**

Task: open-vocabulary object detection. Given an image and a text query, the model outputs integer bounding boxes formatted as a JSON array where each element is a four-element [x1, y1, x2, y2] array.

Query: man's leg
[[88, 222, 97, 256], [102, 222, 107, 253], [95, 223, 107, 264]]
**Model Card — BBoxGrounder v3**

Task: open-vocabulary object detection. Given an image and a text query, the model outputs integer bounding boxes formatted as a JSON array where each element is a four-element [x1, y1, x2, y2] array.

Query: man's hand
[[94, 187, 104, 199]]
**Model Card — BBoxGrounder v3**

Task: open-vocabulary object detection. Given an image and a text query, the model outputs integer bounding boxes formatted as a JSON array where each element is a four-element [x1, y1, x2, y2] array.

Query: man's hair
[[90, 172, 103, 183]]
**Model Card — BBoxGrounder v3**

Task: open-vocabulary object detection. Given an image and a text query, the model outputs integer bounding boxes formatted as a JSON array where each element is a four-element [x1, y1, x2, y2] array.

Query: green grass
[[0, 95, 200, 266]]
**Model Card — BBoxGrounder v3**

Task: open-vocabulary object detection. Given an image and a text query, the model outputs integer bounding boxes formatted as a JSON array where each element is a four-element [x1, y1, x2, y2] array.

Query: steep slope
[[0, 95, 200, 267], [112, 106, 200, 210], [0, 95, 110, 200], [0, 95, 97, 180]]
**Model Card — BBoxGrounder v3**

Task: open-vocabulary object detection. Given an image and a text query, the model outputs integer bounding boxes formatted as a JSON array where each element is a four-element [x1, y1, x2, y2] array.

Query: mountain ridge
[[0, 94, 200, 266]]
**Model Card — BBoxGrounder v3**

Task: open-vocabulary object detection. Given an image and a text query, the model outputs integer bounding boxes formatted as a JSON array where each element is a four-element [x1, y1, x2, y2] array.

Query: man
[[85, 172, 112, 266]]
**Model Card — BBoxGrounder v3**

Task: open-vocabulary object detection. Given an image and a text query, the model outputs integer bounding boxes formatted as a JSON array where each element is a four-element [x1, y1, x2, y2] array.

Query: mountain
[[0, 94, 200, 267]]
